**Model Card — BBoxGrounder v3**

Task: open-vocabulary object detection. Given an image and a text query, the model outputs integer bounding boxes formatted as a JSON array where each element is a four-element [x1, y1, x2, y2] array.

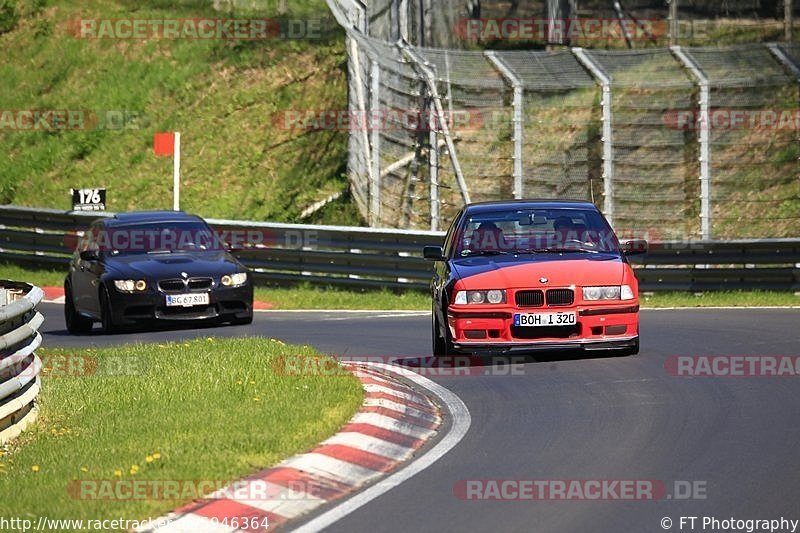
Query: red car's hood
[[452, 254, 625, 289]]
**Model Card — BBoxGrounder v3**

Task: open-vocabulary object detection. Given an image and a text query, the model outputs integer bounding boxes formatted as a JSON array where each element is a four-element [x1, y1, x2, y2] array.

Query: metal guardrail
[[0, 205, 798, 291], [0, 280, 43, 444]]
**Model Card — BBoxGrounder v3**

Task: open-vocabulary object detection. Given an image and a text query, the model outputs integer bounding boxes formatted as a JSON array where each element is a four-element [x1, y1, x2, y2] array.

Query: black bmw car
[[64, 211, 253, 334]]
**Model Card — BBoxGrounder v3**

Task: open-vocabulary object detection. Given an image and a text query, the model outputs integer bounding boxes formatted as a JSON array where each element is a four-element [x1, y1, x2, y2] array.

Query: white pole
[[485, 51, 524, 199], [671, 46, 711, 240], [173, 131, 181, 211], [573, 48, 615, 226]]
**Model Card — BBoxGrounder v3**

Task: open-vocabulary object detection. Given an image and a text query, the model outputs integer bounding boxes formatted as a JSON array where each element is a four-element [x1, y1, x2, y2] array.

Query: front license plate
[[166, 293, 210, 307], [514, 312, 576, 327]]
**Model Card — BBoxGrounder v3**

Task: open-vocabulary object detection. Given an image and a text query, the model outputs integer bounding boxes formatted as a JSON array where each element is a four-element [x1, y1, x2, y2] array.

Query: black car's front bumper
[[106, 283, 253, 325]]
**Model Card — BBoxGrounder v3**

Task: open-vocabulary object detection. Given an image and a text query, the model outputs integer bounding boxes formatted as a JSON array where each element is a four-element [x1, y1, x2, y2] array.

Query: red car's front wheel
[[432, 304, 456, 356]]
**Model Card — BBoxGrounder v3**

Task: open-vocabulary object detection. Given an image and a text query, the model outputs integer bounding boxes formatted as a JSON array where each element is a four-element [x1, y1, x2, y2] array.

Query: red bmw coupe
[[424, 200, 647, 356]]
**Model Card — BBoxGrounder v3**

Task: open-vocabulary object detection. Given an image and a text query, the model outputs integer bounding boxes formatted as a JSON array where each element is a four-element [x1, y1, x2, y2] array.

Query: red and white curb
[[42, 286, 65, 304], [136, 362, 470, 532]]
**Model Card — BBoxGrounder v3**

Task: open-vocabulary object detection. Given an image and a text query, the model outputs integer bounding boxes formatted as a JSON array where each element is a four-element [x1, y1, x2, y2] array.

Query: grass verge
[[0, 337, 362, 521], [0, 262, 66, 287], [641, 291, 800, 308], [254, 283, 430, 310]]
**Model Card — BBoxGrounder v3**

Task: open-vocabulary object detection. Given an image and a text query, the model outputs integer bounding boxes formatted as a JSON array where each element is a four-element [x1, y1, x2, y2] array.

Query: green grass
[[0, 262, 66, 286], [0, 0, 360, 225], [641, 290, 800, 308], [0, 337, 362, 522], [254, 283, 430, 310]]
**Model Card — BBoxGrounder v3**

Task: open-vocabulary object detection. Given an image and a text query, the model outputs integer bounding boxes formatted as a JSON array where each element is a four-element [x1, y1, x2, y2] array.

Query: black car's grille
[[158, 277, 213, 292], [546, 289, 574, 306], [515, 290, 544, 307], [187, 277, 213, 290], [158, 279, 185, 292]]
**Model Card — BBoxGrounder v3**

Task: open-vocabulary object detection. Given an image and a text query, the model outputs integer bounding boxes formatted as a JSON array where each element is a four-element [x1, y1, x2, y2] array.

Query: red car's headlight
[[582, 285, 635, 301], [454, 289, 506, 304]]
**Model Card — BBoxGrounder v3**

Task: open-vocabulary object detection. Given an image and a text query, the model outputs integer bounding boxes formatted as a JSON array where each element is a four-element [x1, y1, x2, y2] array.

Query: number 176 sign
[[71, 188, 106, 211]]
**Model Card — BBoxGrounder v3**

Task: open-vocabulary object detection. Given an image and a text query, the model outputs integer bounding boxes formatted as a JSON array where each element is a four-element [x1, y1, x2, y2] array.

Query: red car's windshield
[[454, 208, 620, 256]]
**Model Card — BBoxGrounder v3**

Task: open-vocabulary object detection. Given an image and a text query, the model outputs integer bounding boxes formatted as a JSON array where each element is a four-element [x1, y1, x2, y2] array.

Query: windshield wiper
[[462, 250, 509, 256], [146, 249, 174, 254]]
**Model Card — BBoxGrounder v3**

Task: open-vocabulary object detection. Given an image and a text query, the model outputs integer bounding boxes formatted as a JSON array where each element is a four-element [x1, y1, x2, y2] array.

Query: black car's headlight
[[113, 279, 147, 292], [221, 272, 248, 287], [454, 289, 506, 305]]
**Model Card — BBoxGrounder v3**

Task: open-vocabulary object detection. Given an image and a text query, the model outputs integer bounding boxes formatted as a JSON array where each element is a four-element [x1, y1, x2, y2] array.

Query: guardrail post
[[768, 43, 800, 79], [400, 42, 471, 206], [350, 39, 378, 227], [370, 58, 382, 226], [672, 46, 712, 240], [573, 48, 615, 226], [485, 51, 525, 199], [429, 104, 440, 231], [768, 44, 800, 223]]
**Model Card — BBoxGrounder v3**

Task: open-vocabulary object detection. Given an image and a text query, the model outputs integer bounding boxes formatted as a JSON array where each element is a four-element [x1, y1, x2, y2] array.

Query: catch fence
[[328, 0, 800, 240]]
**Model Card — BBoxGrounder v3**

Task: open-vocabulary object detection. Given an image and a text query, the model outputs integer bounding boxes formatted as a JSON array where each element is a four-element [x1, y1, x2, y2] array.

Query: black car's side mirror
[[423, 245, 445, 261], [79, 249, 100, 261], [621, 239, 648, 255], [223, 241, 245, 253]]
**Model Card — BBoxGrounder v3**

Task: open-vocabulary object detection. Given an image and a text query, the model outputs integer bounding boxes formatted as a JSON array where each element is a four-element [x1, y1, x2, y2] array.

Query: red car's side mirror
[[621, 239, 648, 255]]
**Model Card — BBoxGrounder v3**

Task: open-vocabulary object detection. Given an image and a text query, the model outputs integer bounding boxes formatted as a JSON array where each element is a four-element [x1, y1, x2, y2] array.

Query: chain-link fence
[[679, 44, 799, 238], [328, 0, 800, 239], [412, 0, 800, 49], [580, 48, 697, 237]]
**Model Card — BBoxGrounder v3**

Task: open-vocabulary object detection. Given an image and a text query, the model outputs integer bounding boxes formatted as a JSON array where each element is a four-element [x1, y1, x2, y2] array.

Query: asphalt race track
[[39, 303, 800, 532]]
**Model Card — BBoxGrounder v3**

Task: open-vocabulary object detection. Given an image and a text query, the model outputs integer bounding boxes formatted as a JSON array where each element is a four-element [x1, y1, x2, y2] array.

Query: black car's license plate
[[165, 293, 210, 307]]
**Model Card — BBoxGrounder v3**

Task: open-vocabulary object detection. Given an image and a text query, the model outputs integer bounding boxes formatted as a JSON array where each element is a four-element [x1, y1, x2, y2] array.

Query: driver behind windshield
[[468, 221, 510, 252]]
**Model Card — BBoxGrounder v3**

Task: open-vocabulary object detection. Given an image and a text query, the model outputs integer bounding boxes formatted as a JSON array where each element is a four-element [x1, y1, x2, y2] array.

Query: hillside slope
[[0, 0, 360, 224]]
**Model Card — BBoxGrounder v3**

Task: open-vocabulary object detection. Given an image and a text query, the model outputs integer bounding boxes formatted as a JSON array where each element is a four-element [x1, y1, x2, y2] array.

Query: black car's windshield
[[87, 221, 221, 255], [454, 208, 620, 257]]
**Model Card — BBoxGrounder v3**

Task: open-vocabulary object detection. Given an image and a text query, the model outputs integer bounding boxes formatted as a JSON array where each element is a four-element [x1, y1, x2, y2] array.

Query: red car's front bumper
[[447, 303, 639, 353]]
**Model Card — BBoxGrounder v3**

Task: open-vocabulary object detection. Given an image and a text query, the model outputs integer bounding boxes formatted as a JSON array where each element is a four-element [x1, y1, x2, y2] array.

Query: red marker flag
[[153, 132, 175, 156]]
